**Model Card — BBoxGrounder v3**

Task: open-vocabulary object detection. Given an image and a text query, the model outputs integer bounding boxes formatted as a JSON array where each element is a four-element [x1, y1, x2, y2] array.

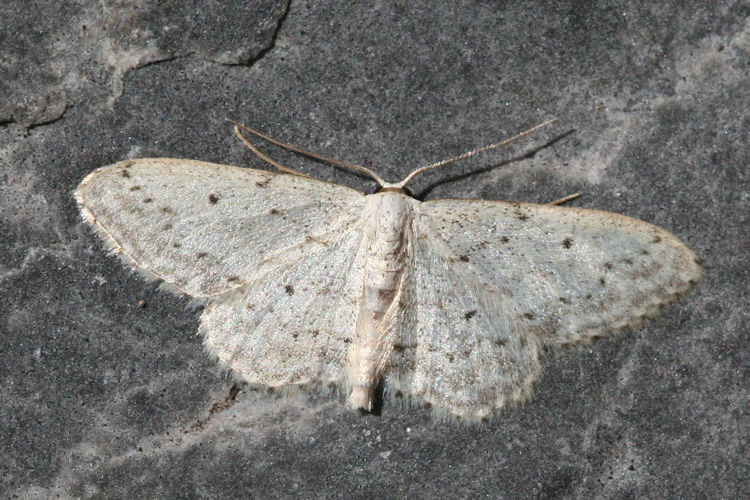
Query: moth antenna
[[229, 119, 388, 186], [233, 126, 312, 178], [394, 118, 559, 189]]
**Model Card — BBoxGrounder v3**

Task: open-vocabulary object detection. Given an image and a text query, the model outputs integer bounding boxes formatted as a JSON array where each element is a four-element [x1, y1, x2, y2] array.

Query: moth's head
[[375, 184, 413, 197]]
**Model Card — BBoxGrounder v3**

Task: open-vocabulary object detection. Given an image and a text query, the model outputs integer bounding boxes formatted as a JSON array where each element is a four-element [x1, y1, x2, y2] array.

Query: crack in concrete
[[104, 0, 291, 107], [184, 383, 244, 434], [241, 0, 291, 68]]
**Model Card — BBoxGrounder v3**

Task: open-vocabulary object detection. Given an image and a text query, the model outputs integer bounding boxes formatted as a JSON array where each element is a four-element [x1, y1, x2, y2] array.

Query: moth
[[74, 120, 701, 421]]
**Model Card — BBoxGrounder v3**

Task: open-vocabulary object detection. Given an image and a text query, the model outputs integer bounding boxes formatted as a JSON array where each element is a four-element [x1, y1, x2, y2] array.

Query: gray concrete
[[1, 1, 747, 497]]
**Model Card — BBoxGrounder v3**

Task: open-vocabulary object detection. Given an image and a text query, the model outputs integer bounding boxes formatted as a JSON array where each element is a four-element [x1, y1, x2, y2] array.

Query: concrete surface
[[1, 1, 747, 497]]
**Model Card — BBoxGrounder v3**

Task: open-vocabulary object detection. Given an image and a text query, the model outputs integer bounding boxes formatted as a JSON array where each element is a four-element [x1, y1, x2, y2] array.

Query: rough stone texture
[[1, 1, 747, 497]]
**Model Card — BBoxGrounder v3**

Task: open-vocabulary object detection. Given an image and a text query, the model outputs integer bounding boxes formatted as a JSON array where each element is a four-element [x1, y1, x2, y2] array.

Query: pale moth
[[75, 120, 701, 422]]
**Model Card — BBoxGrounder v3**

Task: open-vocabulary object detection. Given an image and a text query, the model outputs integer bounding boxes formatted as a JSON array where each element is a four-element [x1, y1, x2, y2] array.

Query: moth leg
[[547, 192, 581, 205]]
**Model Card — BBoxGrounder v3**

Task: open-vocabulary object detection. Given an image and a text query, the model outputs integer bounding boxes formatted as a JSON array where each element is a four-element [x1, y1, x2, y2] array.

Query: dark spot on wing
[[523, 312, 535, 320], [464, 310, 477, 320], [559, 296, 571, 304], [494, 338, 506, 347], [641, 249, 650, 255], [446, 353, 455, 362], [653, 235, 662, 243], [394, 390, 403, 398], [393, 343, 417, 352], [306, 235, 330, 246], [459, 255, 470, 262], [311, 330, 319, 337], [196, 252, 208, 259], [208, 193, 219, 204], [161, 206, 174, 214], [501, 236, 510, 243], [599, 277, 606, 285], [269, 208, 279, 215], [143, 197, 153, 203], [603, 261, 613, 270], [130, 185, 141, 191], [255, 178, 271, 188], [343, 338, 352, 343], [227, 276, 240, 283], [624, 258, 634, 265], [562, 237, 573, 248], [285, 285, 294, 296], [172, 242, 181, 248], [424, 402, 432, 409], [120, 170, 130, 178], [292, 333, 299, 339]]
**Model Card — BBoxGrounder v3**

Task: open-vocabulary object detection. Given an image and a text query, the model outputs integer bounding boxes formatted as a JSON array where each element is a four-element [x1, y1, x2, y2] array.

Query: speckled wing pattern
[[383, 199, 700, 419], [75, 158, 367, 386], [199, 225, 367, 387], [75, 159, 366, 298]]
